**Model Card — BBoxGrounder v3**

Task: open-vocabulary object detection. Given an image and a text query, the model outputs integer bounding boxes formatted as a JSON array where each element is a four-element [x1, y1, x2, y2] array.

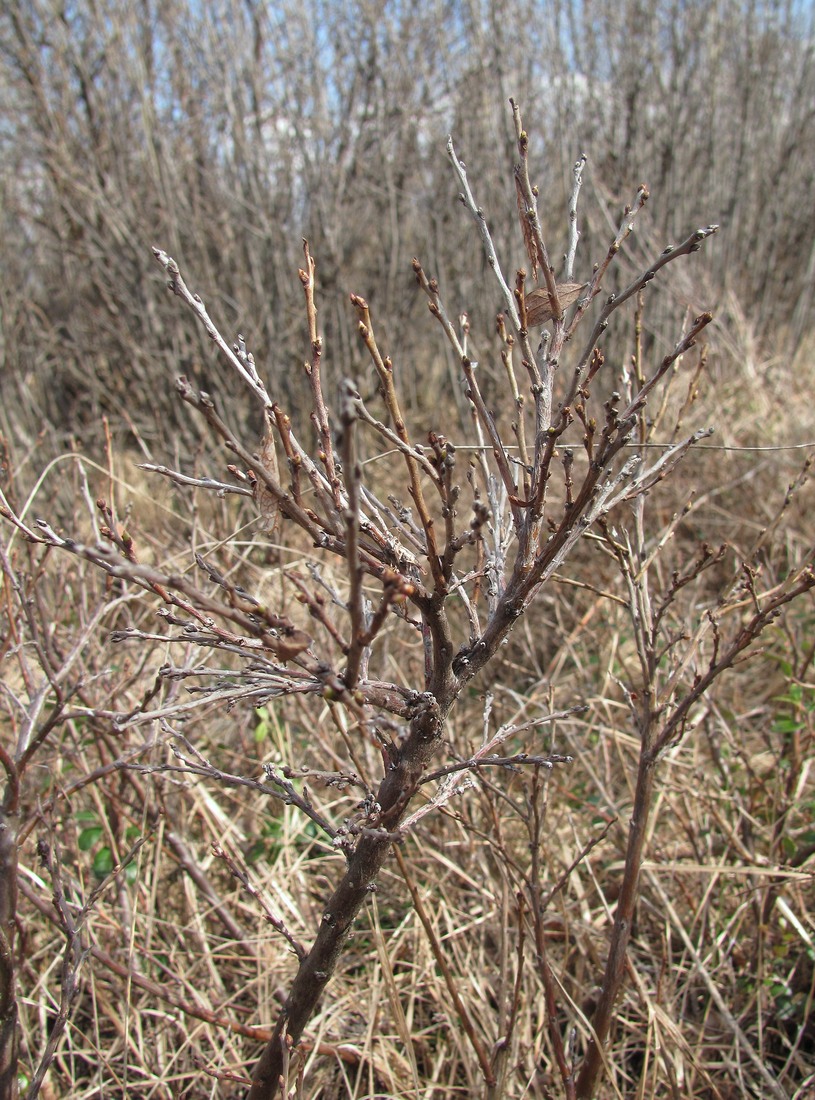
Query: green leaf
[[79, 826, 104, 852], [93, 847, 114, 878], [254, 705, 271, 743]]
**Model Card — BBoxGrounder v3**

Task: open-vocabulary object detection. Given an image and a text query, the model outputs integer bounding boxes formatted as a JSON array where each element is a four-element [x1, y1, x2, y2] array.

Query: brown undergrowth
[[6, 473, 814, 1098], [2, 107, 814, 1100]]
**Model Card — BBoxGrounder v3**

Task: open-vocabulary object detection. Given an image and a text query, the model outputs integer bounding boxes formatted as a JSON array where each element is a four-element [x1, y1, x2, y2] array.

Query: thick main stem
[[0, 804, 19, 1100], [574, 723, 658, 1099], [248, 695, 448, 1100]]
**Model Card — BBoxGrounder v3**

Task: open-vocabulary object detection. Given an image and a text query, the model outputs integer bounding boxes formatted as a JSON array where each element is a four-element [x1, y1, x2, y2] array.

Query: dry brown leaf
[[254, 411, 281, 533], [264, 626, 312, 661], [525, 282, 587, 328]]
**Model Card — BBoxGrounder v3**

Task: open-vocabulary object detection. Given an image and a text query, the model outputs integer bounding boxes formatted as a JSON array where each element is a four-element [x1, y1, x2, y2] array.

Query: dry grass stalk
[[2, 95, 814, 1100]]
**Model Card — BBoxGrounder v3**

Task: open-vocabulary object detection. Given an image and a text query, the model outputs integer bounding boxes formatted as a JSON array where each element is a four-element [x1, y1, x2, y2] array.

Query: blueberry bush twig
[[0, 507, 147, 1100], [3, 101, 810, 1100], [25, 829, 152, 1099]]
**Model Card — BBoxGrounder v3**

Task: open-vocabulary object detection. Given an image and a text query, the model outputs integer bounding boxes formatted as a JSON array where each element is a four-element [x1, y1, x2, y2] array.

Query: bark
[[0, 805, 19, 1100], [574, 730, 658, 1099], [248, 692, 448, 1100]]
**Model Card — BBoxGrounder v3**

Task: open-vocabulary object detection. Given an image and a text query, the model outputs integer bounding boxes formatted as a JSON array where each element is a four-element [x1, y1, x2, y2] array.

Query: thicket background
[[1, 0, 814, 1097], [3, 0, 815, 455]]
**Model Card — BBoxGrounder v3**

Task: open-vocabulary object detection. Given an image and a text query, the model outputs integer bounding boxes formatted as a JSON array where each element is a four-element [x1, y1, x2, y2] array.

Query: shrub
[[2, 101, 813, 1100]]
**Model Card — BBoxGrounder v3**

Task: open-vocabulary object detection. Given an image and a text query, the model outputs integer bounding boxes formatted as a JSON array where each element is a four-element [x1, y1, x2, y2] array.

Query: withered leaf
[[264, 626, 312, 662], [525, 282, 587, 328], [254, 411, 281, 534]]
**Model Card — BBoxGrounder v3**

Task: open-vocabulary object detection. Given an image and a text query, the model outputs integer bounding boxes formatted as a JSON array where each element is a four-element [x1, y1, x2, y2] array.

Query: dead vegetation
[[2, 3, 815, 1097]]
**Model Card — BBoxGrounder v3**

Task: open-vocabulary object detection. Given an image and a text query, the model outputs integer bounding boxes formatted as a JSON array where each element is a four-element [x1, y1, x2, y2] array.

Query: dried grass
[[4, 177, 814, 1100]]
